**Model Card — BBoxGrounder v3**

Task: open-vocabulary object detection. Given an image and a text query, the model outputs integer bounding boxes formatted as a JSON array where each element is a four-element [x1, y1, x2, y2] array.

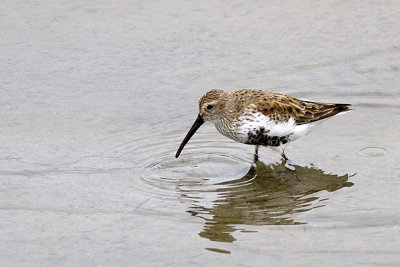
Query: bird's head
[[175, 89, 229, 158], [198, 89, 228, 122]]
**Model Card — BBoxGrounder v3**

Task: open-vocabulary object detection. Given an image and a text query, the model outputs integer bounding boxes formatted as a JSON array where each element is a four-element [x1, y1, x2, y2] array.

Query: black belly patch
[[245, 127, 289, 147]]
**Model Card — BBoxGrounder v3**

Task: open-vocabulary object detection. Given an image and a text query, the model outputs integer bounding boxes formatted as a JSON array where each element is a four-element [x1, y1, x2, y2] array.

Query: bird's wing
[[254, 94, 351, 125]]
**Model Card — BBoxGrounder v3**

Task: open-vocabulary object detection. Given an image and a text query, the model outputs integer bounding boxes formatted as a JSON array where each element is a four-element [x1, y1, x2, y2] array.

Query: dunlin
[[176, 89, 351, 162]]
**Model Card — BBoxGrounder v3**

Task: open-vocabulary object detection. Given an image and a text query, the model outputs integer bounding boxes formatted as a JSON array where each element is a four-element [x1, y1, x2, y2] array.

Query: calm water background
[[1, 0, 400, 266]]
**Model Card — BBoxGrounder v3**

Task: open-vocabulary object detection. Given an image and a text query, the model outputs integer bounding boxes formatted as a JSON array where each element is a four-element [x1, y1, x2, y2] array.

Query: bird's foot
[[281, 153, 295, 171], [284, 158, 295, 171]]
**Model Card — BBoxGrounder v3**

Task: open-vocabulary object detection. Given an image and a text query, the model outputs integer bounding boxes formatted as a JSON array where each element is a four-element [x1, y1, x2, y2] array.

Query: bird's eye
[[206, 104, 214, 110]]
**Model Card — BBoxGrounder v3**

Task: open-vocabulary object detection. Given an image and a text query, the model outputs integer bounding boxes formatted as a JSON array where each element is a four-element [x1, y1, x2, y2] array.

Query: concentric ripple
[[102, 123, 253, 214], [357, 146, 388, 157], [104, 122, 354, 242], [139, 126, 252, 195]]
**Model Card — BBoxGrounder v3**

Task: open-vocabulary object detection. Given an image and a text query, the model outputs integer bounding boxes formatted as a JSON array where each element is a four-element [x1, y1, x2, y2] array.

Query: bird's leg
[[281, 151, 288, 162], [271, 146, 294, 170], [253, 145, 259, 162]]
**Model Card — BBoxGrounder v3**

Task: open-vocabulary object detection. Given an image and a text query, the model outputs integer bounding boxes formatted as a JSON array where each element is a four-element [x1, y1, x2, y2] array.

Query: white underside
[[215, 112, 322, 144], [240, 117, 313, 142]]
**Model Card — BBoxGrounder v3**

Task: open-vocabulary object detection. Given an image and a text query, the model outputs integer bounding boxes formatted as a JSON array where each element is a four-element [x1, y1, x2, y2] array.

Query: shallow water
[[1, 0, 400, 266]]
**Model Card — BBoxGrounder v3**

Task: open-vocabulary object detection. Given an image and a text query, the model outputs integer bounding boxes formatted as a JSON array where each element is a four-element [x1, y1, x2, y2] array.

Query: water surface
[[1, 0, 400, 266]]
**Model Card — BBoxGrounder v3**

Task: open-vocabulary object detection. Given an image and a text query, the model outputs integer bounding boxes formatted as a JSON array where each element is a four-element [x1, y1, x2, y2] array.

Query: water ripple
[[95, 120, 356, 243], [115, 125, 355, 243]]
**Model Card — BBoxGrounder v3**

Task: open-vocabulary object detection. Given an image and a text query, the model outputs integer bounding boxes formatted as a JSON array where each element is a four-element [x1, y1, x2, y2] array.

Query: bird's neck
[[213, 96, 240, 132]]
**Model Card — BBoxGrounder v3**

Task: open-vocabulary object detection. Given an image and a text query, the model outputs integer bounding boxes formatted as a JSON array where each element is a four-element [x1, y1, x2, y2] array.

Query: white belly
[[214, 115, 313, 145]]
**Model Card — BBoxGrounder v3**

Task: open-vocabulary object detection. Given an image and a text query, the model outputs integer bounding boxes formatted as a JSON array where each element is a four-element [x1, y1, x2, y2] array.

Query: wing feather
[[232, 89, 351, 125]]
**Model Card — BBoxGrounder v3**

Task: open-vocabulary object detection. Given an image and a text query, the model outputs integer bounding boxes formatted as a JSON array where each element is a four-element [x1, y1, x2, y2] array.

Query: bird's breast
[[214, 113, 309, 146]]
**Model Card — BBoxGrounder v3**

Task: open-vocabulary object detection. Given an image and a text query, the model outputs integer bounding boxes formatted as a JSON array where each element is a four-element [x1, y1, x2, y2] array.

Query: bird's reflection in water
[[184, 160, 354, 243]]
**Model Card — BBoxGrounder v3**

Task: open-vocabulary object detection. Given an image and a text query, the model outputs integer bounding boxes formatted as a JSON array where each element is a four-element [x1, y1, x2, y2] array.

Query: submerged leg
[[281, 151, 288, 161], [272, 146, 288, 162], [272, 146, 295, 170], [253, 145, 259, 162], [281, 149, 295, 170]]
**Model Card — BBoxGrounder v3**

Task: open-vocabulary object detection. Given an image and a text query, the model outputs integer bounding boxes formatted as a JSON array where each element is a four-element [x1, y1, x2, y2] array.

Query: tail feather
[[296, 102, 352, 125]]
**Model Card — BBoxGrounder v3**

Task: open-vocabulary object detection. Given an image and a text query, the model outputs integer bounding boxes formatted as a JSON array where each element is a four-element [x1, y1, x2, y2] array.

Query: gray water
[[1, 1, 400, 266]]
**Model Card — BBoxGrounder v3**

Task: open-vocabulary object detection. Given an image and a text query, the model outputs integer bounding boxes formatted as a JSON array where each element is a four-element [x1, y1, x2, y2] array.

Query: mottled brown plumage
[[231, 89, 351, 125]]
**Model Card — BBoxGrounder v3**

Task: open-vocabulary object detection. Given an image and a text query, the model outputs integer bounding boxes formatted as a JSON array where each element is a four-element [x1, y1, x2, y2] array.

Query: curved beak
[[175, 114, 204, 158]]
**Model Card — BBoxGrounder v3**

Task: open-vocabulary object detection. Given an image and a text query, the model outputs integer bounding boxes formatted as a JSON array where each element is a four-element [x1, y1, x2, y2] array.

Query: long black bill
[[175, 114, 204, 158]]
